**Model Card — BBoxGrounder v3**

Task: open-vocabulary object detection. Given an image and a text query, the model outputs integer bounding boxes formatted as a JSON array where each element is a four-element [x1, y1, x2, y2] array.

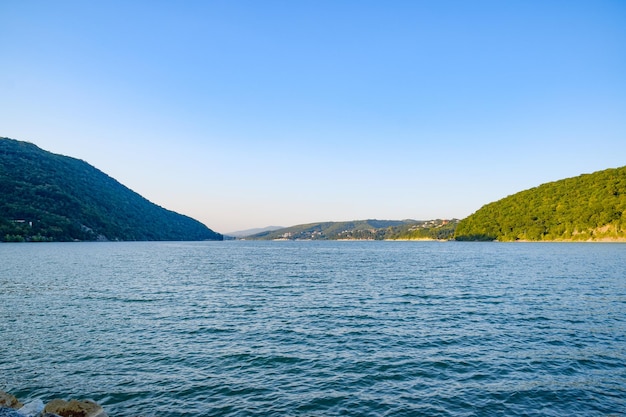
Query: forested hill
[[454, 166, 626, 241], [244, 219, 458, 240], [0, 137, 222, 242]]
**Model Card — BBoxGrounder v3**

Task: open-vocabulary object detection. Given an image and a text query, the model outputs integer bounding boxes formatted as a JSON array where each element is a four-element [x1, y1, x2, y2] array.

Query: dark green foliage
[[454, 166, 626, 241], [0, 137, 222, 242], [246, 219, 458, 240]]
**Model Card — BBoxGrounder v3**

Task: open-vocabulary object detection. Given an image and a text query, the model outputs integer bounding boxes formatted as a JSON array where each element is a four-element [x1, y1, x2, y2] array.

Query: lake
[[1, 241, 625, 416]]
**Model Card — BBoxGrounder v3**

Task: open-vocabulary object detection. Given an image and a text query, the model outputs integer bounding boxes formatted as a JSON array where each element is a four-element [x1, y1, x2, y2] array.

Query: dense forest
[[244, 219, 458, 240], [454, 166, 626, 241], [0, 137, 222, 242]]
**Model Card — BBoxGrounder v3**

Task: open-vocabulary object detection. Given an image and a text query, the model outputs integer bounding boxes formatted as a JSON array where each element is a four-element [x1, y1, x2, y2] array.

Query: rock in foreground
[[44, 399, 107, 417], [0, 392, 22, 410], [0, 392, 107, 417]]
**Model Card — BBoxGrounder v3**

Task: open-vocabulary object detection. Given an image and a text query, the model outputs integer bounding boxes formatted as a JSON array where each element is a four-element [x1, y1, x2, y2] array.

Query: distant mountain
[[226, 226, 284, 238], [454, 166, 626, 241], [0, 137, 222, 242], [245, 219, 458, 240]]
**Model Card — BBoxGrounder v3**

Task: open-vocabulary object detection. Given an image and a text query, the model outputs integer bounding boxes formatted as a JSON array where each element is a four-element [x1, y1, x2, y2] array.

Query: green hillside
[[0, 137, 222, 242], [454, 166, 626, 241], [246, 218, 458, 240]]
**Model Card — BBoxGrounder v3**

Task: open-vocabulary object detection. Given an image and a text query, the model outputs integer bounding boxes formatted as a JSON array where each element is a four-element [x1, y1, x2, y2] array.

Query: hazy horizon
[[2, 1, 625, 233]]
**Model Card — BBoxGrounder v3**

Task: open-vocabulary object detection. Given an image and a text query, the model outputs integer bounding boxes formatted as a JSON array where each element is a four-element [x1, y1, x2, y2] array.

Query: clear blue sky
[[1, 1, 625, 233]]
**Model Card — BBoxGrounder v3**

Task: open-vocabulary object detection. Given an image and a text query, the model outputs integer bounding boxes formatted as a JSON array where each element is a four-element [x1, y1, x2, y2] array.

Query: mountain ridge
[[454, 166, 626, 241], [0, 137, 222, 242], [244, 219, 458, 240], [226, 226, 284, 238], [4, 137, 622, 243]]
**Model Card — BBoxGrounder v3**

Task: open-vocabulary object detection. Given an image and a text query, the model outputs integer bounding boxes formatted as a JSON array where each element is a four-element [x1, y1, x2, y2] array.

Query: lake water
[[1, 241, 625, 416]]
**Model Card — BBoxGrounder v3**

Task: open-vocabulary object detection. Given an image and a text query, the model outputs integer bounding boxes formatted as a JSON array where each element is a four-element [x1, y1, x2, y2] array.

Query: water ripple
[[1, 241, 625, 416]]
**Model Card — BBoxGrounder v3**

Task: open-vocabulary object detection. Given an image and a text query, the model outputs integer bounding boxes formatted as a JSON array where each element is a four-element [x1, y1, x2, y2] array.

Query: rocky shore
[[0, 392, 107, 417]]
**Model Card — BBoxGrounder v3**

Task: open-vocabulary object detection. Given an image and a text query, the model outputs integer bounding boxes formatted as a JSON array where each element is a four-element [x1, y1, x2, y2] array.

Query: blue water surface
[[1, 241, 625, 416]]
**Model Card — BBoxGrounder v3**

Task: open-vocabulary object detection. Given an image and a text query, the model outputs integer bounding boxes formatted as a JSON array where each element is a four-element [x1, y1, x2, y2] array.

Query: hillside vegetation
[[454, 166, 626, 241], [0, 137, 222, 242], [245, 219, 458, 240]]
